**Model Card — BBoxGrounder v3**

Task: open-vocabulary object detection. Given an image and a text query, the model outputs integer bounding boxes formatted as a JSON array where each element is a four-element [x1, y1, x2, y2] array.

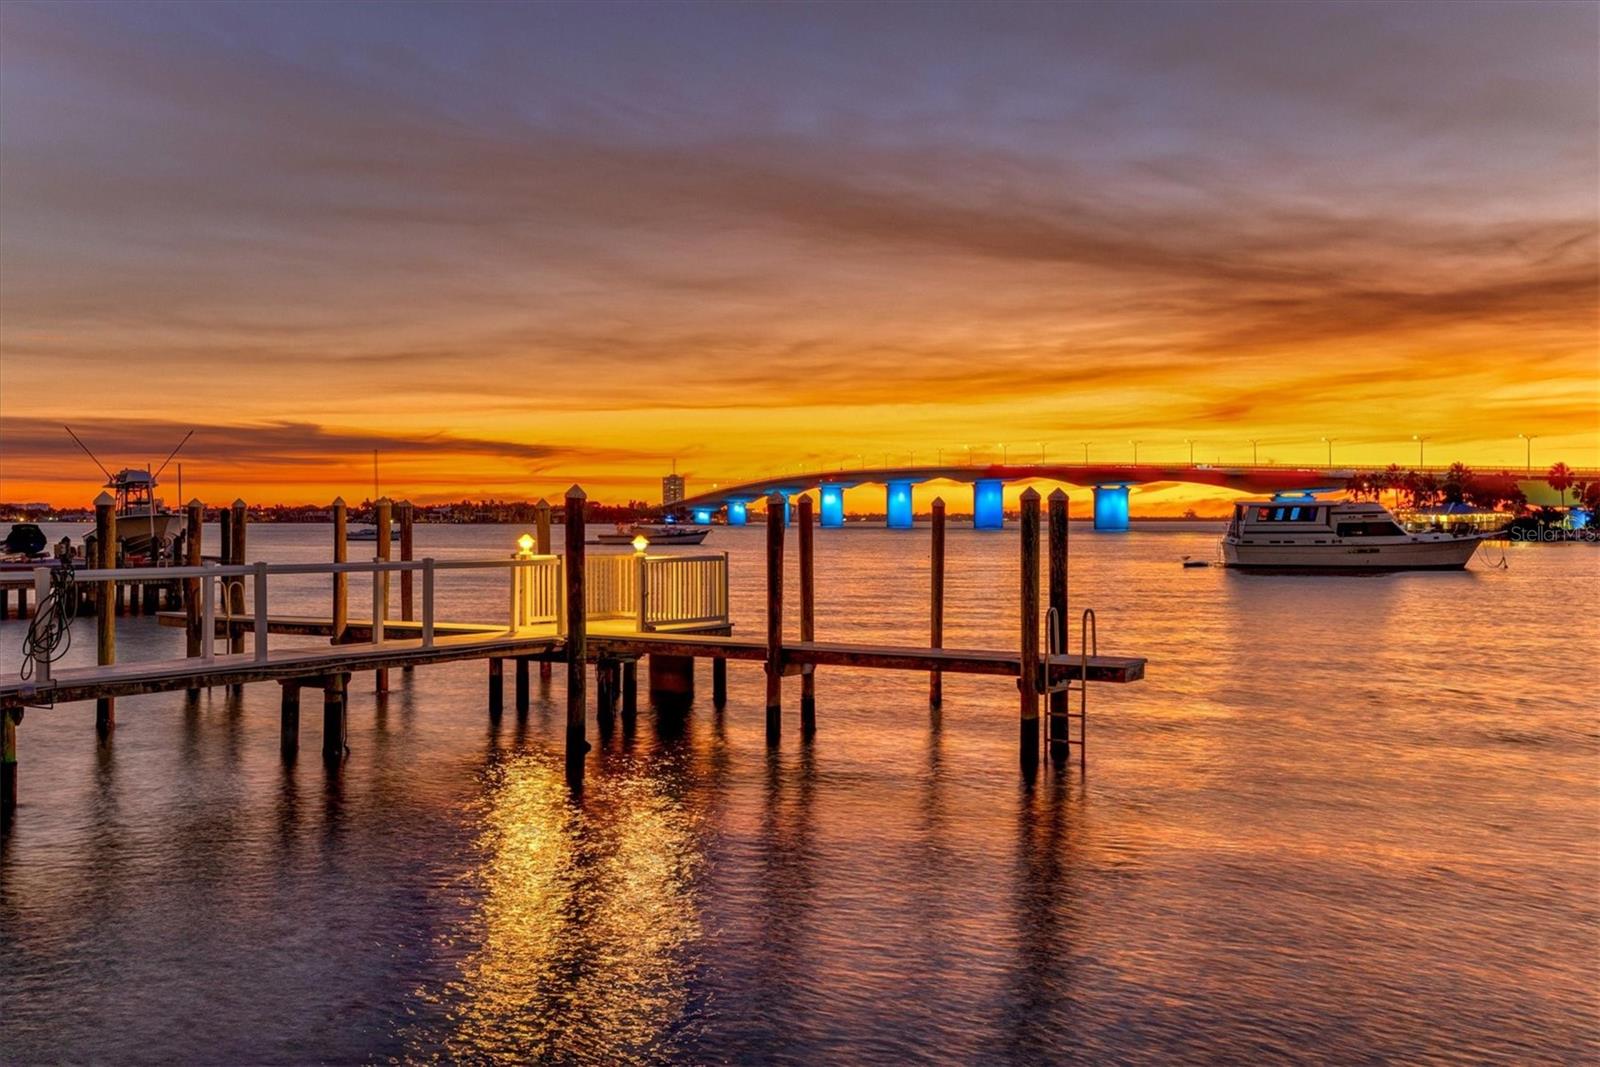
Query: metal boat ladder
[[1045, 607, 1095, 768]]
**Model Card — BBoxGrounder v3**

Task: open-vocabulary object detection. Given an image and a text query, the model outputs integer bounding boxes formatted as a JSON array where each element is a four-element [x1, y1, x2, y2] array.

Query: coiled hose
[[22, 562, 78, 680]]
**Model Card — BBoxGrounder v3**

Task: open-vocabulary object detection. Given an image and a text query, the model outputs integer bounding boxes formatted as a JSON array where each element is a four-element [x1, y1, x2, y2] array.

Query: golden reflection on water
[[431, 753, 702, 1064]]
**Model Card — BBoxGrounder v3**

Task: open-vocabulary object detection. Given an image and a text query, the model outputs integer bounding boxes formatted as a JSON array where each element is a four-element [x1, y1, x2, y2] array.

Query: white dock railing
[[586, 551, 730, 631], [22, 549, 729, 683]]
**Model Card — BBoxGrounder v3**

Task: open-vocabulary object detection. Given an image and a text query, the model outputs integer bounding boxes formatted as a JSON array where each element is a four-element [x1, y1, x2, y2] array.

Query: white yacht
[[1221, 497, 1493, 572]]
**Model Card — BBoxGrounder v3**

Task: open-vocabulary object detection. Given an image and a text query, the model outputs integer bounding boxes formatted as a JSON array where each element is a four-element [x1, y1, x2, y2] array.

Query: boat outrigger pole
[[62, 425, 114, 482]]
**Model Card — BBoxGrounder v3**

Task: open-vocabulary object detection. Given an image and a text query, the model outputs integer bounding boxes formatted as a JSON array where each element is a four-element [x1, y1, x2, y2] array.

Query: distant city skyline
[[2, 2, 1596, 509]]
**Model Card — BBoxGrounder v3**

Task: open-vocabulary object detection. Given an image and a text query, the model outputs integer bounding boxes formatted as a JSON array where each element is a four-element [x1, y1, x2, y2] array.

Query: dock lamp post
[[1517, 433, 1537, 472], [1412, 434, 1429, 467], [1321, 436, 1336, 466], [515, 533, 535, 560]]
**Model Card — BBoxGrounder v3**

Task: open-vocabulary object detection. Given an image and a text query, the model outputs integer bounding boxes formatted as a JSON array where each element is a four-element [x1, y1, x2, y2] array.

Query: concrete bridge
[[676, 462, 1591, 531]]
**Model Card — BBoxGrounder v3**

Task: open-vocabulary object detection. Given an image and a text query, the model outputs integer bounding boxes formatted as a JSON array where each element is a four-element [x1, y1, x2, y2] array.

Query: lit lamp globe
[[516, 533, 535, 558], [632, 534, 649, 554]]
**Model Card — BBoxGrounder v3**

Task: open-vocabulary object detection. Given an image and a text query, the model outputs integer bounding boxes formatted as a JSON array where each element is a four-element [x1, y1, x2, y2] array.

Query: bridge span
[[676, 462, 1580, 531]]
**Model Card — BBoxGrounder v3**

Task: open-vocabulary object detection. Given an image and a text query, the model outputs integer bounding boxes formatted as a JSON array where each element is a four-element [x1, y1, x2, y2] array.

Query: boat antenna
[[151, 429, 195, 481], [63, 424, 114, 482]]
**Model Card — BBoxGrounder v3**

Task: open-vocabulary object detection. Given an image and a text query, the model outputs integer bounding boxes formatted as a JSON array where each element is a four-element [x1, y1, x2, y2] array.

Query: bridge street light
[[1517, 433, 1537, 472], [1184, 438, 1195, 465], [1129, 439, 1140, 464], [1321, 436, 1336, 466], [1249, 439, 1260, 465], [1412, 434, 1429, 467], [1080, 442, 1090, 463]]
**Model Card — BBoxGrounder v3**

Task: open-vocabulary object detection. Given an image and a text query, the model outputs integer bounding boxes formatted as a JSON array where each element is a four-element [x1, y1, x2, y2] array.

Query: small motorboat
[[595, 522, 710, 546], [347, 524, 402, 542]]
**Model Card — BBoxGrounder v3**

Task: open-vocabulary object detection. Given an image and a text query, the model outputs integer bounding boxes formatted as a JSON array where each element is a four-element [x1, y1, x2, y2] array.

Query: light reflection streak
[[430, 752, 702, 1064]]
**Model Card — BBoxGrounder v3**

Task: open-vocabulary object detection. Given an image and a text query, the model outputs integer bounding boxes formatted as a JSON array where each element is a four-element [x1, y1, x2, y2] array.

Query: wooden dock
[[1, 485, 1146, 823]]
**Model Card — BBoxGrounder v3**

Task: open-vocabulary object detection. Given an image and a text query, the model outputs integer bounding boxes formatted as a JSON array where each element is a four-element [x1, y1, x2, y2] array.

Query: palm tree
[[1547, 462, 1575, 507], [1442, 462, 1473, 506]]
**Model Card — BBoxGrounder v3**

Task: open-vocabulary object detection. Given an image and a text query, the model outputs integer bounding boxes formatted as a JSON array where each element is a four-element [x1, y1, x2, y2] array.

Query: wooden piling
[[798, 494, 816, 734], [280, 680, 300, 758], [712, 657, 727, 708], [397, 499, 415, 621], [765, 492, 784, 742], [488, 658, 504, 719], [930, 496, 945, 709], [564, 485, 589, 774], [331, 498, 348, 644], [622, 660, 638, 717], [1019, 488, 1041, 768], [16, 586, 26, 620], [229, 499, 247, 659], [536, 498, 552, 681], [1047, 488, 1070, 757], [2, 708, 18, 826], [515, 657, 530, 717], [322, 674, 347, 764], [94, 493, 116, 738], [374, 497, 391, 693], [184, 500, 203, 670]]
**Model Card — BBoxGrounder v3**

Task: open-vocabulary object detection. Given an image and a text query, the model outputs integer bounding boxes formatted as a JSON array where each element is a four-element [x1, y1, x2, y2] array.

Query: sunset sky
[[2, 1, 1596, 511]]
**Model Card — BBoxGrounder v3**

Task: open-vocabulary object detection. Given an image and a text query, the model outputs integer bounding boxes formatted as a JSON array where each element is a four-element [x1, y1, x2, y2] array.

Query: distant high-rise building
[[662, 472, 685, 506]]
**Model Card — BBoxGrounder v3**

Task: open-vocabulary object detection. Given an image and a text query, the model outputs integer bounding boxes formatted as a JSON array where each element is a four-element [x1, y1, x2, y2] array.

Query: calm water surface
[[2, 522, 1596, 1064]]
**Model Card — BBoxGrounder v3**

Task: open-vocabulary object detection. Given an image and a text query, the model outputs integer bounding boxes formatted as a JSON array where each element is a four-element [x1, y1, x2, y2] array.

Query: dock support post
[[596, 659, 618, 729], [331, 498, 348, 644], [535, 499, 553, 682], [1047, 489, 1070, 761], [622, 660, 637, 718], [712, 658, 727, 708], [930, 497, 945, 708], [374, 498, 391, 693], [765, 492, 784, 742], [17, 586, 27, 619], [398, 500, 414, 621], [95, 493, 116, 738], [0, 588, 8, 621], [229, 500, 247, 668], [515, 657, 530, 717], [1019, 488, 1041, 769], [280, 681, 301, 758], [488, 658, 503, 720], [2, 709, 18, 827], [798, 495, 816, 734], [564, 485, 590, 779], [398, 499, 415, 673], [321, 674, 348, 764], [184, 500, 203, 689]]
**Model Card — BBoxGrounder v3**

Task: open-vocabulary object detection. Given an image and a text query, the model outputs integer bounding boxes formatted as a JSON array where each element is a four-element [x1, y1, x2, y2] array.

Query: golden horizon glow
[[1, 5, 1596, 513]]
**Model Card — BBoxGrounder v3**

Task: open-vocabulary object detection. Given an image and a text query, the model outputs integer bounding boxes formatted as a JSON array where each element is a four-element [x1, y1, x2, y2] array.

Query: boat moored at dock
[[1222, 497, 1495, 572]]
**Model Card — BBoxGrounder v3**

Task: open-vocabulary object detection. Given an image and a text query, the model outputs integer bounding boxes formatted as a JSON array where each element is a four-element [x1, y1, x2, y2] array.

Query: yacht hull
[[1222, 536, 1484, 572]]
